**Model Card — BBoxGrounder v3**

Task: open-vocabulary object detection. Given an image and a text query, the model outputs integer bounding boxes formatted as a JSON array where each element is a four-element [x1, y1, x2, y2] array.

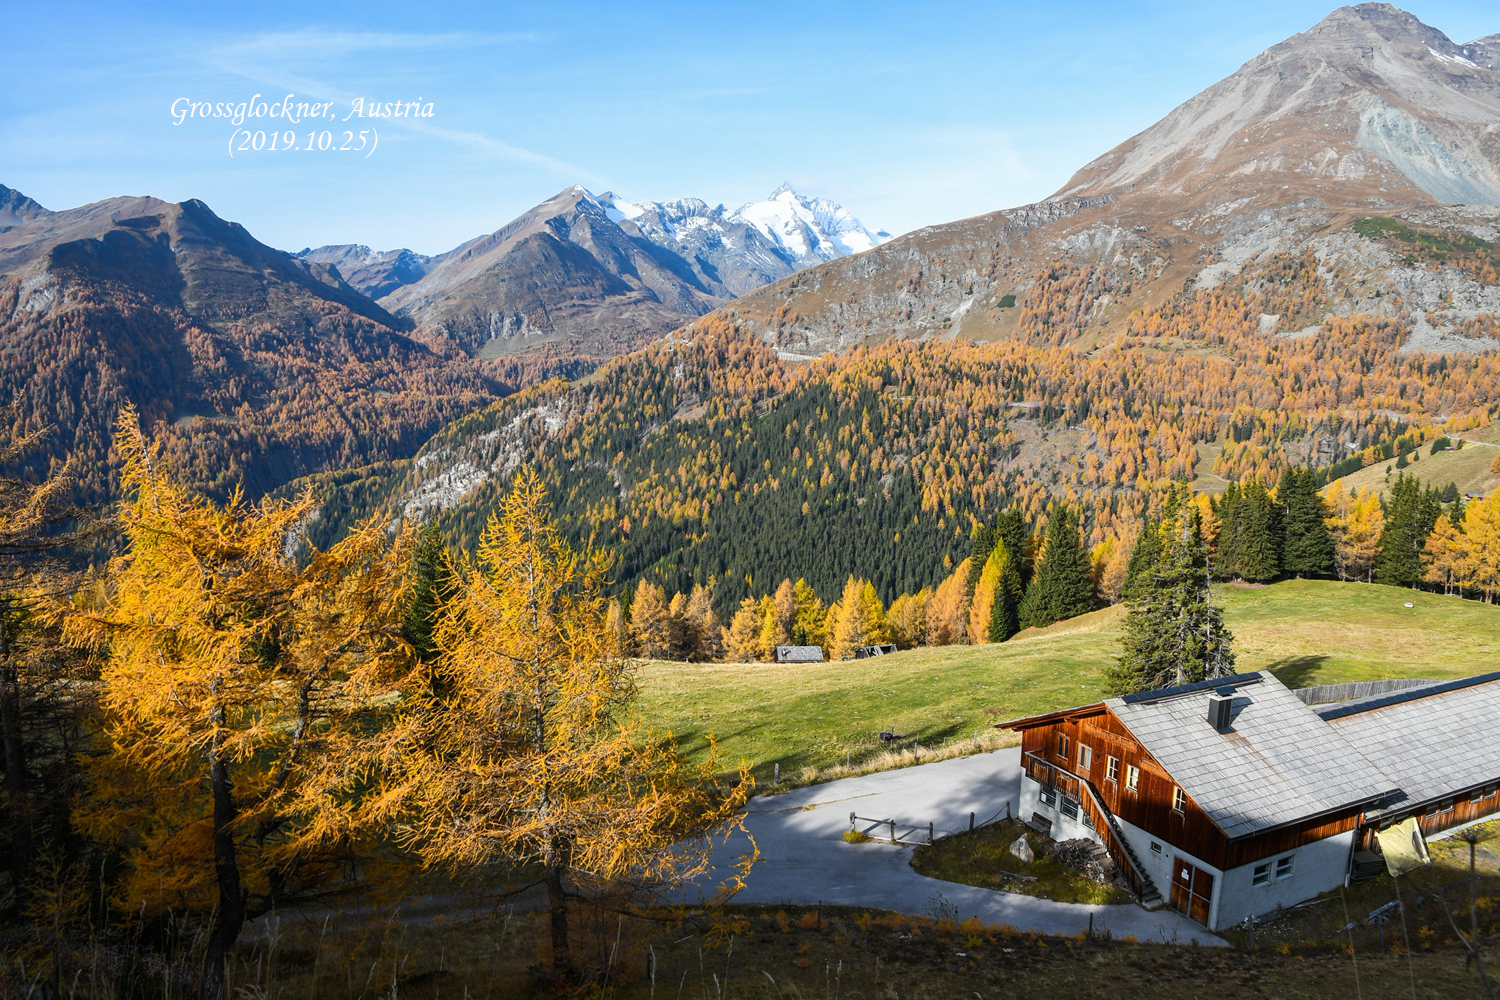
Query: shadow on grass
[[1264, 654, 1331, 690]]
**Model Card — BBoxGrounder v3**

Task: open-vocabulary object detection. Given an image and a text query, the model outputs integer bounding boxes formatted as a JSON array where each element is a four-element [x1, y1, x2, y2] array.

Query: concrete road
[[680, 746, 1225, 946]]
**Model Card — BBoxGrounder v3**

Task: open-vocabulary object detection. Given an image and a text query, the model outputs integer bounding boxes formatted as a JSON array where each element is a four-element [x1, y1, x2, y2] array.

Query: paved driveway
[[681, 746, 1225, 946]]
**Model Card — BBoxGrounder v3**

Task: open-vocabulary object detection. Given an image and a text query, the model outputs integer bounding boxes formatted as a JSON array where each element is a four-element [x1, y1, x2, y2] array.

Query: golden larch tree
[[387, 468, 751, 982], [59, 408, 417, 1000]]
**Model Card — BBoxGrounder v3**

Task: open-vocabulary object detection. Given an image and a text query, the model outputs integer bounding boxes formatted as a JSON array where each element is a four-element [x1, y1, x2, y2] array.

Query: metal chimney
[[1207, 691, 1234, 730]]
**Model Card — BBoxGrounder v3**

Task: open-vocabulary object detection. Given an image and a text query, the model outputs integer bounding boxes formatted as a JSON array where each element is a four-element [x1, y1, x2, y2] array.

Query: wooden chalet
[[774, 645, 824, 663], [1001, 671, 1500, 931]]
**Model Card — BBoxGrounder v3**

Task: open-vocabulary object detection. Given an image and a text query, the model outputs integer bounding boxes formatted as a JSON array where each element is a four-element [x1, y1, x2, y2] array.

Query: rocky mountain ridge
[[695, 4, 1500, 360], [297, 184, 887, 364], [0, 188, 499, 500]]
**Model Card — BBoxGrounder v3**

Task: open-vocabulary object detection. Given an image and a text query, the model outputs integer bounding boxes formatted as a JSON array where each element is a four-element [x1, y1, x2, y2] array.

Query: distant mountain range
[[296, 184, 888, 362], [0, 187, 499, 501], [0, 176, 885, 501]]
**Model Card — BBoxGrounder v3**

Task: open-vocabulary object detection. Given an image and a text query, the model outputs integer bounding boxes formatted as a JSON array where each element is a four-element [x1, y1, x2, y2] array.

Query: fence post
[[970, 811, 975, 835], [889, 819, 896, 843], [850, 811, 856, 833], [929, 822, 935, 844], [774, 762, 779, 785]]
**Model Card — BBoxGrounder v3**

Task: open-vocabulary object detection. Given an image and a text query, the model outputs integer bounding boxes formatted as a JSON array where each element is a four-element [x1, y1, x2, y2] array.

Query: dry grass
[[13, 888, 1497, 998], [139, 902, 1500, 999]]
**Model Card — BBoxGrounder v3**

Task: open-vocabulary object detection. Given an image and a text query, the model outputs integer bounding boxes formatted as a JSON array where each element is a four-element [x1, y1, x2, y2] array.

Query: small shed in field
[[775, 645, 824, 663], [853, 644, 898, 659]]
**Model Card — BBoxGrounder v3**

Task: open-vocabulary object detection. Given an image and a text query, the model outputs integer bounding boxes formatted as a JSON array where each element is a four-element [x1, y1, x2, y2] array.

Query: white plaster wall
[[1020, 774, 1103, 845], [1212, 831, 1355, 930], [1115, 816, 1354, 931], [1115, 815, 1183, 907]]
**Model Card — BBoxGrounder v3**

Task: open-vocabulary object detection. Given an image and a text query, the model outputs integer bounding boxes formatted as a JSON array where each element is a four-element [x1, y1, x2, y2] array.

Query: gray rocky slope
[[698, 3, 1500, 359], [299, 185, 887, 363]]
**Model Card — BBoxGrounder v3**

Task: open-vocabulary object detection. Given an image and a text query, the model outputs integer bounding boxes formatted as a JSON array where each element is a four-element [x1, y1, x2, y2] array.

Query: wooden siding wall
[[1358, 786, 1500, 849], [1020, 709, 1361, 871]]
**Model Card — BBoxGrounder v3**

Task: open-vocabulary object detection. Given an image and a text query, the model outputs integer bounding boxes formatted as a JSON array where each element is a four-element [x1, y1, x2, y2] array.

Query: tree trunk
[[201, 729, 245, 1000], [546, 856, 572, 981], [0, 608, 31, 898]]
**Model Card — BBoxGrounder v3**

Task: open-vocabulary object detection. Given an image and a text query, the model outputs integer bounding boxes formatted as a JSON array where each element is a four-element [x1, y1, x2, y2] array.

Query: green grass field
[[636, 579, 1500, 783], [1326, 436, 1500, 499]]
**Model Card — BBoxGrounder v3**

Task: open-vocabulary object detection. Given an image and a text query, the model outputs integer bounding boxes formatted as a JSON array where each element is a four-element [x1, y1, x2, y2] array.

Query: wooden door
[[1170, 858, 1193, 914], [1189, 867, 1214, 926], [1171, 857, 1214, 926]]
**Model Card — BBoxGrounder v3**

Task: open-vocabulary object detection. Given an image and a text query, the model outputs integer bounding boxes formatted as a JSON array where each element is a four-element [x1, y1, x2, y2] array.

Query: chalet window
[[1150, 841, 1163, 855], [1061, 796, 1080, 820], [1275, 855, 1295, 879], [1440, 799, 1454, 813], [1078, 744, 1093, 770], [1106, 756, 1120, 783], [1172, 787, 1186, 813], [1056, 733, 1070, 760], [1486, 784, 1498, 797], [1473, 788, 1484, 804], [1252, 863, 1271, 886], [1125, 764, 1140, 792], [1040, 785, 1057, 807]]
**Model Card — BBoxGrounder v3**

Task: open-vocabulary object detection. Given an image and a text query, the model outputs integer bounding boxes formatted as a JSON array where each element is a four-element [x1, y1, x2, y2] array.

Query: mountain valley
[[287, 4, 1500, 615]]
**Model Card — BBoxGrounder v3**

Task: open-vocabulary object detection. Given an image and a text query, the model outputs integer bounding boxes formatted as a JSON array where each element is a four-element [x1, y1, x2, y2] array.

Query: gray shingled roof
[[1106, 672, 1397, 840], [1320, 672, 1500, 819]]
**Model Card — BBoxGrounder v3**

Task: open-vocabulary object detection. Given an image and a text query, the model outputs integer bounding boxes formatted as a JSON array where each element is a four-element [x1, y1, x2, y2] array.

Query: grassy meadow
[[636, 579, 1500, 783], [1327, 435, 1500, 499]]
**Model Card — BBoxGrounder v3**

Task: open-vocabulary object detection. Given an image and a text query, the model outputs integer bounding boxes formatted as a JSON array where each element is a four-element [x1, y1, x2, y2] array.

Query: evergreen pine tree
[[403, 524, 451, 664], [1106, 506, 1236, 695], [1018, 504, 1095, 629], [1121, 519, 1162, 602], [967, 524, 998, 596], [988, 542, 1024, 643], [1280, 468, 1334, 578], [1213, 481, 1242, 580], [995, 505, 1033, 587], [1376, 473, 1442, 587], [1236, 481, 1283, 582], [971, 540, 1023, 643]]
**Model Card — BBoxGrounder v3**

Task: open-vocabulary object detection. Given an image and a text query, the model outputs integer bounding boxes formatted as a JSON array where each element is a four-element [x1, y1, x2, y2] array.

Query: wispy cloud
[[193, 28, 606, 184], [211, 29, 541, 62]]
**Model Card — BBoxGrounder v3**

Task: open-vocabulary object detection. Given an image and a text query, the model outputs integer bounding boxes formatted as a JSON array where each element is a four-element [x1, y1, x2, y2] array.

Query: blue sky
[[3, 1, 1495, 254]]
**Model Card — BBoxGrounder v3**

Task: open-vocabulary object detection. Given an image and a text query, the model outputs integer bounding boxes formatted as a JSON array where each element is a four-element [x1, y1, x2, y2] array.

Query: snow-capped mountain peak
[[590, 184, 888, 278], [730, 184, 888, 263]]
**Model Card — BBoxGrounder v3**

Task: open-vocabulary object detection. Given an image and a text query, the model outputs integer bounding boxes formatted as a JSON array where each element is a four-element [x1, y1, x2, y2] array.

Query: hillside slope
[[298, 184, 889, 370], [636, 579, 1500, 778], [294, 8, 1500, 609], [0, 190, 500, 500], [704, 4, 1500, 359]]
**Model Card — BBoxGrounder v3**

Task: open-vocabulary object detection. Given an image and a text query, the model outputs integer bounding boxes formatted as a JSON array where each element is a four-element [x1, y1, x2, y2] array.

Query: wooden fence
[[848, 802, 1011, 846], [1292, 678, 1435, 705]]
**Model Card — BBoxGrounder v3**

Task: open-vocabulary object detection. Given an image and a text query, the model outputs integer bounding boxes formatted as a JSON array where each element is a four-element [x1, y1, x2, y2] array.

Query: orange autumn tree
[[61, 408, 417, 1000], [388, 468, 752, 982]]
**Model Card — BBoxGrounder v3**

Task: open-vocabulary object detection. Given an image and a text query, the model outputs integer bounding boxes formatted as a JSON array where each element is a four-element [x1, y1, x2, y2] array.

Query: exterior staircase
[[1025, 751, 1164, 910], [1081, 780, 1165, 910]]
